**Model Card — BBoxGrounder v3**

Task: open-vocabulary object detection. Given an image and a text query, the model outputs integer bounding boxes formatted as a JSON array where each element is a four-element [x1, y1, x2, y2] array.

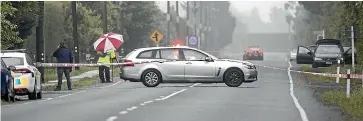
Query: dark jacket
[[53, 47, 73, 63]]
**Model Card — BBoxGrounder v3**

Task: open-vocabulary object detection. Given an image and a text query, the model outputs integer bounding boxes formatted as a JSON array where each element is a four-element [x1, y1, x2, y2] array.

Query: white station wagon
[[119, 46, 258, 87]]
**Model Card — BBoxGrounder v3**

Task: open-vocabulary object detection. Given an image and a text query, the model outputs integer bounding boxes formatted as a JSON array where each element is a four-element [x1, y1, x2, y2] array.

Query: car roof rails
[[0, 49, 27, 53], [316, 39, 341, 45]]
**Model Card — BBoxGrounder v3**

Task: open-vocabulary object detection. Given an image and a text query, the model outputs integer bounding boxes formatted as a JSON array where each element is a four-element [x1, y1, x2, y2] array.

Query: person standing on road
[[53, 42, 73, 91], [97, 49, 116, 83]]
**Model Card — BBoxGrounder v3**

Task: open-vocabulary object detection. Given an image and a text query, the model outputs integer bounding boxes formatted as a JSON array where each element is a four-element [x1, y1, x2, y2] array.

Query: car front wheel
[[224, 68, 244, 87], [141, 69, 162, 87]]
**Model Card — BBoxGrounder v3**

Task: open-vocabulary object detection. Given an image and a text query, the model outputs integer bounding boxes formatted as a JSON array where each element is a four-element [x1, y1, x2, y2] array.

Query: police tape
[[253, 64, 363, 79], [35, 60, 361, 79], [35, 60, 172, 67], [35, 59, 253, 68]]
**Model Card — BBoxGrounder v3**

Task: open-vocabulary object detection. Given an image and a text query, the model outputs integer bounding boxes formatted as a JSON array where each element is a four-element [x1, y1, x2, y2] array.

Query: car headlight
[[338, 57, 344, 61], [244, 64, 255, 69], [314, 58, 322, 60]]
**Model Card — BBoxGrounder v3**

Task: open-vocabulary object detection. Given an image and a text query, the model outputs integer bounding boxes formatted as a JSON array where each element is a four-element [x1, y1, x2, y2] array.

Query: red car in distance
[[243, 46, 264, 60]]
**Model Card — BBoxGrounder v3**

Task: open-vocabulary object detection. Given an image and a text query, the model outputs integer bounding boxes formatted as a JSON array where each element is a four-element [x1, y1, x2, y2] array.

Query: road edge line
[[288, 60, 309, 121]]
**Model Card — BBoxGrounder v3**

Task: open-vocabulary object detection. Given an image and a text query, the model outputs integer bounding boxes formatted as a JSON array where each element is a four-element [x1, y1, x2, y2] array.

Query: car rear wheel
[[37, 88, 42, 99], [28, 85, 37, 100], [141, 69, 162, 87], [8, 81, 16, 102], [224, 68, 244, 87]]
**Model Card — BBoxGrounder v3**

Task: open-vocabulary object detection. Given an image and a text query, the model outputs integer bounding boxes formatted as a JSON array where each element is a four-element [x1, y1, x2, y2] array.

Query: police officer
[[97, 49, 116, 83]]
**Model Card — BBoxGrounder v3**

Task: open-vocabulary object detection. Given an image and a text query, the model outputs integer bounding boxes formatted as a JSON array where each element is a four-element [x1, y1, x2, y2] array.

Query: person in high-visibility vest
[[97, 49, 116, 83]]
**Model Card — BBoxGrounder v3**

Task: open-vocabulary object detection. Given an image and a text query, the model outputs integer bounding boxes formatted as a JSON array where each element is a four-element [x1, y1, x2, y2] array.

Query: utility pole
[[119, 1, 124, 56], [71, 1, 80, 70], [176, 1, 179, 41], [186, 1, 189, 46], [350, 26, 355, 71], [103, 1, 108, 33], [36, 1, 45, 83], [194, 1, 197, 36], [198, 1, 203, 50], [167, 1, 170, 46]]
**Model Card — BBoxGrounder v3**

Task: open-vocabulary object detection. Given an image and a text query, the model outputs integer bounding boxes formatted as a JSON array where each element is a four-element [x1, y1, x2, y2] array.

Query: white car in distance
[[1, 49, 42, 100], [289, 48, 297, 61]]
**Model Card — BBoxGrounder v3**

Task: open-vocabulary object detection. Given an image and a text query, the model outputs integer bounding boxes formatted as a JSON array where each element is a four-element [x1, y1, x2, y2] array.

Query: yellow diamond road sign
[[150, 30, 163, 44]]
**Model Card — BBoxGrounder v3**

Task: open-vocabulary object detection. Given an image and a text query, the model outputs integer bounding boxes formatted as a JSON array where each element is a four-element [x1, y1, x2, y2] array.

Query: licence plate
[[326, 62, 332, 64]]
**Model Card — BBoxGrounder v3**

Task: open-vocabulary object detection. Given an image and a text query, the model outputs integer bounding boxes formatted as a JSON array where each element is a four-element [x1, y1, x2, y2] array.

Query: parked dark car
[[296, 39, 346, 68], [1, 58, 16, 102]]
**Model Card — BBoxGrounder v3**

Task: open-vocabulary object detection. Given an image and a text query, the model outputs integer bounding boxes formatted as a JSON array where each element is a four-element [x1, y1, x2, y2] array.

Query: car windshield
[[198, 49, 218, 60], [315, 45, 341, 54], [249, 48, 260, 51], [1, 57, 24, 66]]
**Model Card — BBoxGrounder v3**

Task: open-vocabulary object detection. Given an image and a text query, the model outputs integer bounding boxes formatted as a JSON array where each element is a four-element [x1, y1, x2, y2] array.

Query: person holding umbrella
[[94, 32, 123, 83], [97, 49, 116, 83]]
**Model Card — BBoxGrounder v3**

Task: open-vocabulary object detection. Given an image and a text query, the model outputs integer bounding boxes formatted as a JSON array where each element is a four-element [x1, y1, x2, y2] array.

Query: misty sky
[[157, 1, 287, 23]]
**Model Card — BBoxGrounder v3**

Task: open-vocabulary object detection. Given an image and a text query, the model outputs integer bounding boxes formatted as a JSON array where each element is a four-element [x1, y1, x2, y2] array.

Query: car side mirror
[[8, 66, 16, 71], [205, 57, 213, 62], [307, 52, 312, 55]]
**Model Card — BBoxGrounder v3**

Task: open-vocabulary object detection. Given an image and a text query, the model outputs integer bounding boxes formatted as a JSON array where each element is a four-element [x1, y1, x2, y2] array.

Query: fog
[[222, 1, 294, 56]]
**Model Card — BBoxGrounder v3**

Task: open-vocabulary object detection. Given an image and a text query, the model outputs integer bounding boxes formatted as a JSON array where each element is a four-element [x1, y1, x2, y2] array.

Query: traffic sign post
[[188, 35, 198, 46], [150, 30, 164, 47]]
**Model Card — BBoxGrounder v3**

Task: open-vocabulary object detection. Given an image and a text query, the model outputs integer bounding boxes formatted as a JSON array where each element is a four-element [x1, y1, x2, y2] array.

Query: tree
[[1, 1, 39, 49], [121, 1, 162, 53], [1, 2, 21, 49]]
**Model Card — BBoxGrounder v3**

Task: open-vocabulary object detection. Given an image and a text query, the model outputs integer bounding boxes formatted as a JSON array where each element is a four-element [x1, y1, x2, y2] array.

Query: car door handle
[[186, 62, 192, 64], [158, 61, 164, 63]]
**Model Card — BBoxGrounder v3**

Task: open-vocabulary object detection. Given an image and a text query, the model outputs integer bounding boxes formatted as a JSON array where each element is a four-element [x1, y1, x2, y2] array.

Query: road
[[1, 52, 345, 121]]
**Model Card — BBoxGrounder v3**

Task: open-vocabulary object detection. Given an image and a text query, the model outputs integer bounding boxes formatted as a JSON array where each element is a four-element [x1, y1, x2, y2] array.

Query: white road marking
[[287, 60, 309, 121], [106, 116, 118, 121], [160, 88, 187, 100], [189, 83, 201, 87], [144, 100, 153, 104], [105, 87, 189, 120], [99, 81, 121, 89], [3, 81, 121, 107], [127, 106, 137, 111], [140, 103, 145, 106], [119, 111, 128, 115]]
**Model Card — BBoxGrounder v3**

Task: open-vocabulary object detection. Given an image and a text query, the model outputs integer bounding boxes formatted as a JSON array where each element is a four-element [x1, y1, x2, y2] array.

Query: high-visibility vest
[[97, 50, 116, 66]]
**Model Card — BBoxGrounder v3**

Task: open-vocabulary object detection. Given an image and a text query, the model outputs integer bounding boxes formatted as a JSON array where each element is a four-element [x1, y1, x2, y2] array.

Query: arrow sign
[[150, 30, 163, 44]]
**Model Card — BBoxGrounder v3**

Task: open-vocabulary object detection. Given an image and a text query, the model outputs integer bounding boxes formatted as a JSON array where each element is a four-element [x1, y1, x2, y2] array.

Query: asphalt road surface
[[1, 52, 344, 121]]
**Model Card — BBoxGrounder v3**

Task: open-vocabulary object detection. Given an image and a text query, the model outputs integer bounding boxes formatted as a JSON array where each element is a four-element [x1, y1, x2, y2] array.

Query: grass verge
[[301, 65, 363, 120], [1, 100, 8, 104], [42, 76, 98, 91], [322, 89, 363, 120], [44, 67, 98, 83]]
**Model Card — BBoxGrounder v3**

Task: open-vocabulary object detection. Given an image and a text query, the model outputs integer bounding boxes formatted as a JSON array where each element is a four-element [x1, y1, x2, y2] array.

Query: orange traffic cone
[[298, 80, 302, 85]]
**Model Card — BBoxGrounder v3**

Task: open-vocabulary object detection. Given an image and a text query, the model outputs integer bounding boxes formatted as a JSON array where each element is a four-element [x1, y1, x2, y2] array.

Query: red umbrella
[[94, 32, 124, 53]]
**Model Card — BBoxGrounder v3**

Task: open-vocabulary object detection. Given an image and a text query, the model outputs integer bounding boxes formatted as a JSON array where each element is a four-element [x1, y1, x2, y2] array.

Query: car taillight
[[258, 50, 263, 54], [124, 60, 134, 67], [13, 68, 32, 73], [13, 68, 34, 77], [247, 50, 252, 54]]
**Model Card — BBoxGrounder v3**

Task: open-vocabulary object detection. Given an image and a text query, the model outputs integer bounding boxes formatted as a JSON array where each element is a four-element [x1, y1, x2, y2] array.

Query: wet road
[[1, 52, 344, 121]]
